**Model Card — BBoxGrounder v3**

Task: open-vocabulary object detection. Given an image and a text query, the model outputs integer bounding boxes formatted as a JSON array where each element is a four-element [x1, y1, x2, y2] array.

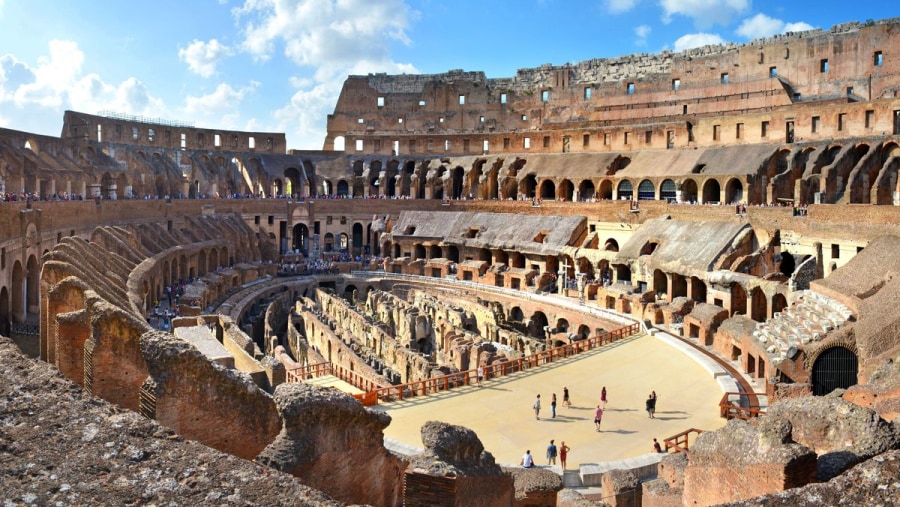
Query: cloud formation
[[179, 39, 232, 78], [634, 24, 651, 45], [607, 0, 639, 14], [660, 0, 750, 29], [0, 40, 163, 116], [736, 13, 815, 39], [674, 32, 724, 51]]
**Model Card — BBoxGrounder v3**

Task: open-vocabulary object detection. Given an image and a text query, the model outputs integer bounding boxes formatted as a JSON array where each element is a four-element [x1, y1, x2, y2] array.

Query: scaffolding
[[97, 110, 195, 129]]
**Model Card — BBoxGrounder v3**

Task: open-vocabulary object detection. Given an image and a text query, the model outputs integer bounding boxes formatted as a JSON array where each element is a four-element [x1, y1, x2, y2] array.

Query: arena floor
[[373, 332, 729, 470]]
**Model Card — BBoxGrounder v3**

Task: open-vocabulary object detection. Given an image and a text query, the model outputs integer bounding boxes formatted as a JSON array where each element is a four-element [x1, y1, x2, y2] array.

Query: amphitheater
[[1, 16, 900, 507]]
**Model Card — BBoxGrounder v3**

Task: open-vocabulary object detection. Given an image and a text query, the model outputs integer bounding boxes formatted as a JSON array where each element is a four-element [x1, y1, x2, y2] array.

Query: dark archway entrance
[[811, 346, 858, 396], [293, 223, 309, 255]]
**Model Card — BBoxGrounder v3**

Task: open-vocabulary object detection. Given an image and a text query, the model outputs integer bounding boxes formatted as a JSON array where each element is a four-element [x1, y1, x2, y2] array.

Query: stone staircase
[[751, 290, 853, 362]]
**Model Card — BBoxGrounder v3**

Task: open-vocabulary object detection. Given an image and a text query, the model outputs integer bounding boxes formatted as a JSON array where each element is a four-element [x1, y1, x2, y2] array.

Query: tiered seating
[[751, 290, 853, 362]]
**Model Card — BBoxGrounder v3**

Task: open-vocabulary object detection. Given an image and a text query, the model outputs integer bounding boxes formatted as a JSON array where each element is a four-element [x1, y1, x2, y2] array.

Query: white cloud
[[273, 80, 339, 149], [608, 0, 639, 13], [634, 24, 651, 45], [179, 39, 232, 78], [735, 13, 815, 40], [184, 82, 258, 116], [784, 21, 814, 33], [674, 32, 724, 51], [0, 40, 164, 117], [660, 0, 750, 29]]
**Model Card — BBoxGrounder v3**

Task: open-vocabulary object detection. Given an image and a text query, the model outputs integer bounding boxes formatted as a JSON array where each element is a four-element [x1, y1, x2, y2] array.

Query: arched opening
[[509, 307, 524, 322], [539, 180, 556, 200], [528, 311, 549, 339], [352, 223, 364, 254], [324, 233, 334, 252], [778, 252, 796, 277], [332, 135, 345, 151], [653, 269, 668, 298], [578, 180, 595, 201], [451, 166, 464, 199], [772, 293, 788, 315], [0, 287, 10, 337], [811, 346, 858, 395], [690, 276, 707, 303], [577, 324, 590, 340], [556, 318, 569, 333], [430, 245, 442, 259], [725, 178, 744, 204], [731, 283, 747, 316], [11, 261, 24, 322], [604, 238, 619, 252], [637, 179, 655, 200], [617, 180, 634, 200], [702, 179, 721, 204], [446, 245, 459, 263], [339, 233, 349, 251], [414, 244, 426, 260], [660, 179, 676, 202], [336, 180, 349, 197], [521, 174, 538, 198], [750, 287, 767, 322], [393, 243, 401, 258], [681, 178, 698, 203], [598, 179, 613, 200], [293, 223, 310, 255], [558, 179, 574, 201]]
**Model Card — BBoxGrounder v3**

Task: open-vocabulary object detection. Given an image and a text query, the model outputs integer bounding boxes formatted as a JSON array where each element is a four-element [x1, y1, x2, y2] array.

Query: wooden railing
[[719, 392, 767, 420], [284, 322, 641, 406], [350, 322, 642, 406], [663, 428, 703, 455]]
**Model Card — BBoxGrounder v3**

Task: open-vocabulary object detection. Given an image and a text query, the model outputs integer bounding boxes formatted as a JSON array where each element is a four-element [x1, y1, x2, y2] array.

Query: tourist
[[601, 386, 607, 408], [533, 394, 541, 420], [521, 450, 534, 468], [646, 393, 656, 419], [562, 386, 570, 408], [594, 405, 603, 431], [653, 438, 663, 453], [476, 364, 484, 386], [551, 393, 557, 418], [546, 439, 558, 466], [559, 441, 571, 471]]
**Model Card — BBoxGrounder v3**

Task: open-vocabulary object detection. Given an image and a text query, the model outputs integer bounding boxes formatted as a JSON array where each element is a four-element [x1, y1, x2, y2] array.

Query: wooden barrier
[[719, 392, 767, 420], [663, 428, 703, 455]]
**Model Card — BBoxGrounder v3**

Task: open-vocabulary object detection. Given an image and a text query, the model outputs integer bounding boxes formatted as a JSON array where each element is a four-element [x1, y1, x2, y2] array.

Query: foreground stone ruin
[[1, 15, 900, 507]]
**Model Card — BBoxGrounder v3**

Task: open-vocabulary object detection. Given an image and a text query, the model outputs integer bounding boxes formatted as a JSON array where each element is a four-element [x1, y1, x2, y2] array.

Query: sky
[[0, 1, 896, 150]]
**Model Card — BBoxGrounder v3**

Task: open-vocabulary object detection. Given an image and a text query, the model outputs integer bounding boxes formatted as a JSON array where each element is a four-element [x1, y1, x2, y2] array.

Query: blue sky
[[0, 1, 896, 149]]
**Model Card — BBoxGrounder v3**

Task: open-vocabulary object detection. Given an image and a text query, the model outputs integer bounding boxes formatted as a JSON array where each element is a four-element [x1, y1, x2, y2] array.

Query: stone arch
[[414, 244, 426, 260], [725, 178, 744, 204], [731, 283, 747, 316], [0, 286, 9, 336], [284, 167, 302, 197], [336, 179, 350, 197], [339, 233, 349, 251], [653, 269, 668, 297], [577, 324, 591, 340], [446, 245, 459, 263], [294, 223, 310, 254], [750, 287, 767, 322], [616, 179, 633, 200], [528, 311, 549, 339], [509, 306, 524, 322], [637, 179, 655, 200], [451, 166, 464, 199], [555, 318, 569, 333], [25, 255, 38, 316], [11, 260, 24, 322], [539, 179, 556, 200], [810, 345, 858, 396], [557, 179, 574, 201], [198, 249, 208, 276], [660, 179, 676, 202], [597, 179, 613, 200], [332, 135, 345, 151], [690, 276, 707, 303], [516, 174, 536, 199], [352, 223, 364, 252], [578, 179, 595, 201], [772, 293, 788, 315], [324, 233, 335, 252], [702, 178, 721, 204], [681, 178, 698, 203]]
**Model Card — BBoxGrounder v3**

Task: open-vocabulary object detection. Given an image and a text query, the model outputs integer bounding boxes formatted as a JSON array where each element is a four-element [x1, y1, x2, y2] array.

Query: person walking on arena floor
[[562, 386, 570, 408], [476, 364, 484, 386], [594, 404, 603, 431], [559, 441, 571, 471], [546, 439, 558, 466], [551, 393, 557, 418], [534, 394, 542, 420], [646, 393, 657, 419], [653, 438, 663, 453], [601, 386, 607, 408]]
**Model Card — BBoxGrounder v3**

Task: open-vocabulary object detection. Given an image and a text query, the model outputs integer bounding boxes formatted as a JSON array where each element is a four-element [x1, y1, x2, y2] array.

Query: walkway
[[373, 332, 728, 470]]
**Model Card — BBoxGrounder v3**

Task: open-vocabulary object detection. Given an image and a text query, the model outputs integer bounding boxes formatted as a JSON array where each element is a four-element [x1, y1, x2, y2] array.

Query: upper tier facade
[[325, 18, 900, 155]]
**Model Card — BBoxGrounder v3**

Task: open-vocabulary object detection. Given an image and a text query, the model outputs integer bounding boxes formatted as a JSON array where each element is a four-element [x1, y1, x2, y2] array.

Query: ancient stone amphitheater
[[2, 16, 899, 507]]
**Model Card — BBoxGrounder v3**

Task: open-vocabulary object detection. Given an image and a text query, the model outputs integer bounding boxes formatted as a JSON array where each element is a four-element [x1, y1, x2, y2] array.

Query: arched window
[[660, 179, 676, 201], [638, 179, 655, 200], [617, 180, 633, 200]]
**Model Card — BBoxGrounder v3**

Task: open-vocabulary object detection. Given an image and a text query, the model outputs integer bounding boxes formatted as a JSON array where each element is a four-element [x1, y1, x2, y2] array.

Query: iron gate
[[811, 346, 858, 395]]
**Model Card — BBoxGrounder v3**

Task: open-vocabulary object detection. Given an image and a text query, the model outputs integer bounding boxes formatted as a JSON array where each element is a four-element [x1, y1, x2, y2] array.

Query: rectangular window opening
[[769, 66, 777, 78], [248, 136, 255, 149], [761, 121, 769, 138], [713, 125, 721, 141], [721, 73, 729, 84], [583, 134, 590, 147], [838, 113, 846, 131], [500, 93, 507, 104], [418, 100, 426, 106], [812, 116, 820, 133], [820, 59, 829, 73], [541, 90, 549, 102], [355, 139, 364, 151], [214, 134, 221, 147], [377, 96, 385, 107], [865, 110, 874, 129], [736, 123, 743, 139], [543, 136, 550, 148], [584, 87, 591, 99], [627, 82, 635, 95], [180, 133, 187, 149], [524, 137, 531, 149], [458, 94, 466, 105], [672, 78, 680, 91], [874, 51, 883, 67], [644, 131, 651, 144]]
